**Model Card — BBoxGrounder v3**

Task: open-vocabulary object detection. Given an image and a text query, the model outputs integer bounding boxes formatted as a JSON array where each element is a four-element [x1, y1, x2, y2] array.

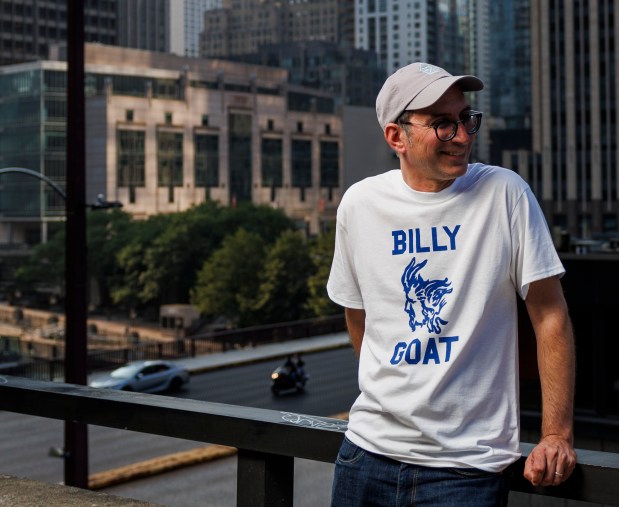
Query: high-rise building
[[117, 0, 221, 57], [487, 0, 532, 166], [355, 0, 438, 74], [0, 0, 118, 65], [225, 40, 385, 108], [117, 0, 177, 54], [521, 0, 619, 237], [184, 0, 222, 57], [488, 0, 531, 129], [199, 0, 354, 59], [354, 0, 491, 79]]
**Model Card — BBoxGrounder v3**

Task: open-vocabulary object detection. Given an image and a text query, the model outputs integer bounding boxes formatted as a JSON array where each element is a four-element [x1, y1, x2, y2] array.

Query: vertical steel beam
[[237, 450, 294, 507], [64, 0, 88, 488]]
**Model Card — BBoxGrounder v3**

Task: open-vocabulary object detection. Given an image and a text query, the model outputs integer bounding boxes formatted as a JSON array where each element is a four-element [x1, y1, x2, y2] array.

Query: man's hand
[[523, 434, 577, 486]]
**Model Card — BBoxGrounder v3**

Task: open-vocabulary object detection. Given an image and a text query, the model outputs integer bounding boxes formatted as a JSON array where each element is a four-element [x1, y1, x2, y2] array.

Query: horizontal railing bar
[[0, 375, 346, 463], [1, 375, 618, 505]]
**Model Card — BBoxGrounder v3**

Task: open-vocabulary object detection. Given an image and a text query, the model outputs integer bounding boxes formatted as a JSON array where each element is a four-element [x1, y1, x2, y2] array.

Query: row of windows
[[116, 130, 339, 191]]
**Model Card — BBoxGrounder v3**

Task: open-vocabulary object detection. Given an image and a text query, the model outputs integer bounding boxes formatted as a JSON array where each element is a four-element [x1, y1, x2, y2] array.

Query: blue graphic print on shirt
[[391, 225, 460, 255], [401, 257, 452, 334], [388, 225, 460, 366]]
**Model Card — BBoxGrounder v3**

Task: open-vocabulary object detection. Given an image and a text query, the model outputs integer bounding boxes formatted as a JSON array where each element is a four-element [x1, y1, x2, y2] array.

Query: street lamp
[[0, 166, 122, 489], [0, 167, 122, 210]]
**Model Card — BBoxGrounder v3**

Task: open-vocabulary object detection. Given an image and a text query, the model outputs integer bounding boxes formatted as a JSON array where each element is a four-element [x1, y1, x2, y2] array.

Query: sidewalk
[[173, 331, 351, 374], [0, 475, 163, 507]]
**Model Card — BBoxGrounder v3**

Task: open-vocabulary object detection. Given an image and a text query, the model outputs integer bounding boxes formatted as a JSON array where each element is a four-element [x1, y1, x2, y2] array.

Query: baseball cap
[[376, 62, 484, 130]]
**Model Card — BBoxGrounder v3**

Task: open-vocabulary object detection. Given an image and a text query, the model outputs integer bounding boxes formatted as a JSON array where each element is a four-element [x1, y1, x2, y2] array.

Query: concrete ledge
[[0, 475, 163, 507]]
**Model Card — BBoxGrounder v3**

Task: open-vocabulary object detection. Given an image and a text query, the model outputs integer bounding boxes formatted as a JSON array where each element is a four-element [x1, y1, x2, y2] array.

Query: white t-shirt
[[327, 163, 564, 472]]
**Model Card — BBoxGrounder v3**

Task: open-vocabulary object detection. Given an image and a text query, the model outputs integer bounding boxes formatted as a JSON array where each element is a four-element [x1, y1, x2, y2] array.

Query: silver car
[[89, 360, 190, 393]]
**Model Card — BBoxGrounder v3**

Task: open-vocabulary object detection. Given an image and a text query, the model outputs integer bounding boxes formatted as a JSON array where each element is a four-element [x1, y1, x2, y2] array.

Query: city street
[[0, 347, 360, 506]]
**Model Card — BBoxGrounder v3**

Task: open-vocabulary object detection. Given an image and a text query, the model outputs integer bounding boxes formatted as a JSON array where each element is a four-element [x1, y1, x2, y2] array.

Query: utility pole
[[64, 0, 88, 488]]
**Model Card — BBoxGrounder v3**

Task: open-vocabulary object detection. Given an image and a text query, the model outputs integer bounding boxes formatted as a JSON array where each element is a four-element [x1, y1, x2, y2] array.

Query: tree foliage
[[86, 209, 134, 307], [306, 225, 340, 317], [252, 230, 315, 324], [15, 201, 343, 327], [110, 212, 174, 310], [14, 228, 66, 297], [111, 202, 295, 310], [191, 228, 266, 326]]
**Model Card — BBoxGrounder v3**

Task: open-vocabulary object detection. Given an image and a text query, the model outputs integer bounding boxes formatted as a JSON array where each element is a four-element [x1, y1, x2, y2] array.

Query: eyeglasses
[[399, 110, 483, 142]]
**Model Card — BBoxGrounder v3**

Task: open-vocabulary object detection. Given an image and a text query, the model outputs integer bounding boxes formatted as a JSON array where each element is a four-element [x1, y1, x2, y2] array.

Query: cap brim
[[404, 75, 484, 112]]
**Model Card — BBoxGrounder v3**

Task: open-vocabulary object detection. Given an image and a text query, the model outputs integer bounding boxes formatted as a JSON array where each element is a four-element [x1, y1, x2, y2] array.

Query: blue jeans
[[331, 437, 511, 507]]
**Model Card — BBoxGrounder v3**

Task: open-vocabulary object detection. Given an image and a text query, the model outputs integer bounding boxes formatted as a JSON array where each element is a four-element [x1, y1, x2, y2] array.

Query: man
[[327, 62, 576, 506]]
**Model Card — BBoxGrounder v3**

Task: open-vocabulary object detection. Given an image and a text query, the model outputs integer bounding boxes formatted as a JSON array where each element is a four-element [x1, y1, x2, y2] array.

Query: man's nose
[[452, 121, 470, 142]]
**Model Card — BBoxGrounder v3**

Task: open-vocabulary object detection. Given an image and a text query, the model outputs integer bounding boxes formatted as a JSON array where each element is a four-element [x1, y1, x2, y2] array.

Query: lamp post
[[0, 165, 121, 489]]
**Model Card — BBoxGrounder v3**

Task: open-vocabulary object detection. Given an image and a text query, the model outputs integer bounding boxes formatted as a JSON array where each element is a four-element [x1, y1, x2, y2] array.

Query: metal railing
[[0, 375, 618, 506]]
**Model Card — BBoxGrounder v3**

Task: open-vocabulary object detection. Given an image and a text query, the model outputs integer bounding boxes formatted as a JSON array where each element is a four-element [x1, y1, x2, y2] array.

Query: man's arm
[[523, 275, 577, 486], [345, 307, 366, 357]]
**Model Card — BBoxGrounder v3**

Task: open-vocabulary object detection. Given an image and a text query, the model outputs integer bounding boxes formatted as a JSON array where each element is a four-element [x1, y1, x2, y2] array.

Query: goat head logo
[[401, 257, 452, 334]]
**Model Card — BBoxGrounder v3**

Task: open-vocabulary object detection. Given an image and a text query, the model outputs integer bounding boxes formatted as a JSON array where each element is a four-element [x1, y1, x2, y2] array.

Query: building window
[[267, 119, 274, 131], [201, 114, 209, 126], [291, 139, 312, 196], [44, 98, 66, 121], [117, 130, 145, 187], [195, 133, 219, 187], [325, 124, 331, 135], [297, 121, 303, 133], [157, 132, 183, 187], [603, 214, 617, 232], [164, 112, 173, 125], [261, 138, 283, 192], [228, 113, 253, 203], [320, 141, 339, 191], [45, 130, 66, 153], [125, 109, 134, 122]]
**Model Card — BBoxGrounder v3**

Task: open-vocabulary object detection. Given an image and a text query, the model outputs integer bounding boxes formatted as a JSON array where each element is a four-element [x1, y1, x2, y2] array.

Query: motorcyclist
[[284, 354, 306, 384], [294, 353, 306, 382]]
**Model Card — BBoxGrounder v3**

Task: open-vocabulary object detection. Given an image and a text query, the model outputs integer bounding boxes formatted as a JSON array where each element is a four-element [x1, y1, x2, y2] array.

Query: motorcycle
[[270, 357, 309, 396]]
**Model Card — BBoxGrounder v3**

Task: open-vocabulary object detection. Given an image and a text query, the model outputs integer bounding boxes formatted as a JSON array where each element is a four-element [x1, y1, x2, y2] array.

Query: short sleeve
[[510, 188, 565, 299], [326, 214, 364, 309]]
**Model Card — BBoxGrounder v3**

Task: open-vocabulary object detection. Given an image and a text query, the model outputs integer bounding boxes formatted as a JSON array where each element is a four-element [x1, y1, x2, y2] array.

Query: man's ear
[[384, 123, 407, 155]]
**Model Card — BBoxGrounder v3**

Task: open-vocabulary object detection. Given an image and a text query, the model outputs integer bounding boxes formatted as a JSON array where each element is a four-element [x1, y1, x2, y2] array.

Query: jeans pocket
[[336, 437, 366, 465]]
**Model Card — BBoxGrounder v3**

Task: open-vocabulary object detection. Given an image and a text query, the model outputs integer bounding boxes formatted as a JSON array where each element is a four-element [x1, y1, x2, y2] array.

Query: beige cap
[[376, 62, 484, 130]]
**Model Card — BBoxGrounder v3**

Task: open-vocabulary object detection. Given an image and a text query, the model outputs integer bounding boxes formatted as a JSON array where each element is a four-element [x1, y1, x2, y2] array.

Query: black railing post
[[64, 0, 88, 488], [237, 450, 294, 507]]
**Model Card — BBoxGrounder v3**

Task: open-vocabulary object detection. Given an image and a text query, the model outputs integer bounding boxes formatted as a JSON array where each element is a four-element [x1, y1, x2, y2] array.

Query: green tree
[[86, 209, 134, 307], [110, 213, 173, 311], [191, 228, 266, 326], [125, 201, 295, 308], [306, 225, 341, 316], [252, 230, 315, 324], [13, 228, 65, 299]]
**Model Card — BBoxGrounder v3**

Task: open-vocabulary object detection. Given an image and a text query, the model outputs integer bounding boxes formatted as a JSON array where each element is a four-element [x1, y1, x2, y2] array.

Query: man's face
[[399, 86, 475, 192]]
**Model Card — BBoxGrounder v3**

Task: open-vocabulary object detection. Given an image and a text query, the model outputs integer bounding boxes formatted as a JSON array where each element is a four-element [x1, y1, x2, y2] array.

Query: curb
[[89, 445, 238, 490], [92, 412, 349, 490], [182, 339, 351, 375]]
